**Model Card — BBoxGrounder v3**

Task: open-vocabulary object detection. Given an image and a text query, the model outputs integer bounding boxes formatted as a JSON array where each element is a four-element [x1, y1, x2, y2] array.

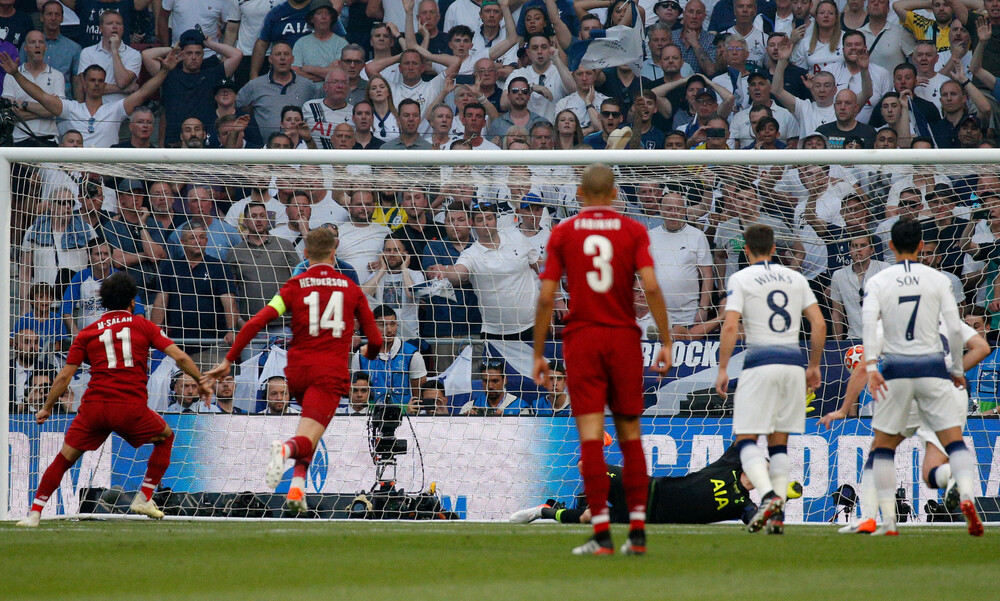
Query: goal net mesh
[[5, 152, 999, 523]]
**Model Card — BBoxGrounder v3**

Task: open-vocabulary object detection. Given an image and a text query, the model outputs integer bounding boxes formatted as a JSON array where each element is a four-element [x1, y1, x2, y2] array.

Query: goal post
[[3, 148, 999, 523]]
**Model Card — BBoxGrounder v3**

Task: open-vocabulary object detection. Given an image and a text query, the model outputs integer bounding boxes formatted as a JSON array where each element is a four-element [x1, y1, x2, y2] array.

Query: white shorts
[[732, 364, 806, 435], [910, 387, 969, 453], [873, 377, 964, 436]]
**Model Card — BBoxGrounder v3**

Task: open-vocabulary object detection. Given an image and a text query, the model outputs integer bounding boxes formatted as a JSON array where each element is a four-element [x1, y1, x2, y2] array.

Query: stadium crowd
[[8, 0, 1000, 416]]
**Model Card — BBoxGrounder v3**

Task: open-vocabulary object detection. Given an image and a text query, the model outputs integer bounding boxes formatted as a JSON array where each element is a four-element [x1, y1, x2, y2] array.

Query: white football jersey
[[726, 261, 818, 347], [861, 260, 964, 375]]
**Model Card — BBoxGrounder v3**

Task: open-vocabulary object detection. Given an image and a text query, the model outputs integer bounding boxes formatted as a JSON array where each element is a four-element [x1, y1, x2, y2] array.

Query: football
[[844, 344, 865, 370]]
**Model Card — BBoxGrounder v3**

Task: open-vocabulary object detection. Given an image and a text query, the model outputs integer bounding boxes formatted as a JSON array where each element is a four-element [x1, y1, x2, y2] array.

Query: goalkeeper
[[511, 443, 801, 525]]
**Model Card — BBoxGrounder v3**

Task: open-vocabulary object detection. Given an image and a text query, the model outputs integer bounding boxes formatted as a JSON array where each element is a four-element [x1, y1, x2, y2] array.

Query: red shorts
[[285, 364, 348, 428], [563, 326, 645, 417], [64, 402, 167, 451]]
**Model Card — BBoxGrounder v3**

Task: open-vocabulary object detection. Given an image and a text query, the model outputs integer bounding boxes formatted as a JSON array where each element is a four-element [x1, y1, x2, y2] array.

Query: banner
[[8, 415, 1000, 522]]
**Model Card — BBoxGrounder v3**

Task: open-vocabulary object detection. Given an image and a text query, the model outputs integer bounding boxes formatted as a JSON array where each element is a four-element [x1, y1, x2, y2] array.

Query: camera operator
[[351, 304, 427, 407], [407, 379, 449, 416], [1, 31, 62, 146]]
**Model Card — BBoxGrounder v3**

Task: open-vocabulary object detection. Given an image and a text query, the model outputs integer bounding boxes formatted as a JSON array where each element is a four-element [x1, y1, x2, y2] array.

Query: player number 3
[[583, 235, 613, 293], [304, 290, 346, 336]]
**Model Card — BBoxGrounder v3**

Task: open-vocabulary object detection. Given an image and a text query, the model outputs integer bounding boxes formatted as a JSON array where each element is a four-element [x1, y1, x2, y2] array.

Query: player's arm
[[204, 296, 283, 381], [36, 363, 78, 424], [162, 343, 213, 400], [715, 309, 741, 400], [964, 333, 990, 371], [820, 363, 866, 428], [532, 278, 559, 387], [861, 283, 887, 401], [941, 289, 967, 385], [639, 265, 673, 374], [803, 303, 826, 391]]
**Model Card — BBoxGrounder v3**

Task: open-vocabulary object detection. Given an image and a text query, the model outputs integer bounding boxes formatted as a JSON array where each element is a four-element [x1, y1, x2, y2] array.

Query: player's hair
[[99, 272, 138, 311], [373, 304, 397, 320], [890, 216, 923, 254], [304, 228, 337, 261], [580, 163, 615, 199], [743, 223, 775, 257]]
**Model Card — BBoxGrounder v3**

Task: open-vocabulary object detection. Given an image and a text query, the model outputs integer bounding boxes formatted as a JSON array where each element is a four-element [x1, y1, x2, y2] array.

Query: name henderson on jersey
[[296, 276, 350, 288]]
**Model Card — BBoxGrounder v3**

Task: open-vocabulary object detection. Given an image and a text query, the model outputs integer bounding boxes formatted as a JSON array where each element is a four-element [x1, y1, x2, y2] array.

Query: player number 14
[[99, 327, 133, 368], [584, 235, 613, 293], [304, 291, 346, 336]]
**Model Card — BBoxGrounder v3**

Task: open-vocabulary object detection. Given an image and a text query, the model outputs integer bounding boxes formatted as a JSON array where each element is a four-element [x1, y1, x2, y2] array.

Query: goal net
[[3, 148, 999, 523]]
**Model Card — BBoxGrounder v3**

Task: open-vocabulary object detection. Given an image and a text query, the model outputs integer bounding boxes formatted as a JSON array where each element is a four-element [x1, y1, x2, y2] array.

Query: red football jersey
[[541, 206, 654, 334], [66, 311, 174, 405], [273, 263, 379, 373]]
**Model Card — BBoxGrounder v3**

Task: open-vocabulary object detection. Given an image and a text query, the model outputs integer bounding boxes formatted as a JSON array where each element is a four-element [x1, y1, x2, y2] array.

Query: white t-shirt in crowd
[[456, 230, 540, 335], [648, 224, 712, 326], [336, 221, 390, 282]]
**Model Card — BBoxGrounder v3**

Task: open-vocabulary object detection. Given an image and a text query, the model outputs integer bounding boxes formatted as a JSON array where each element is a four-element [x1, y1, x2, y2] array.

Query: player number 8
[[583, 235, 613, 293], [304, 291, 346, 336]]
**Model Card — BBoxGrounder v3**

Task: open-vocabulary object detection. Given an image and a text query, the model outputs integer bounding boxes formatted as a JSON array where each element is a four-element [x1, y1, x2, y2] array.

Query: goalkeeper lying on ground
[[511, 443, 801, 525]]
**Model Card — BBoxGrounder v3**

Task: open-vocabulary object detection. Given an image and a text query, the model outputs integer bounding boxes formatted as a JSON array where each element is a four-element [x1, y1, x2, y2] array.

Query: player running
[[16, 272, 212, 527], [715, 223, 826, 535], [533, 163, 673, 556], [205, 229, 382, 513], [860, 218, 983, 536], [821, 319, 989, 533]]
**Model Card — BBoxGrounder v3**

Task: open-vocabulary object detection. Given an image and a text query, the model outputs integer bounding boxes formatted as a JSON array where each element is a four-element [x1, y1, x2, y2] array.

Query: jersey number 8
[[304, 291, 346, 336], [584, 235, 613, 293]]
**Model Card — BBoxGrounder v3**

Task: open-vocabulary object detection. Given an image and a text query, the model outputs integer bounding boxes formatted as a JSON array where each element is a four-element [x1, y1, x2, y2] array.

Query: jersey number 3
[[304, 291, 346, 336], [584, 235, 613, 293], [99, 327, 133, 368]]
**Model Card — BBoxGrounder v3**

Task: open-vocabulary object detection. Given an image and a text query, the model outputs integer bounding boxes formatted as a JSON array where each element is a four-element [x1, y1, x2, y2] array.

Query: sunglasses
[[601, 110, 622, 117], [509, 86, 530, 94]]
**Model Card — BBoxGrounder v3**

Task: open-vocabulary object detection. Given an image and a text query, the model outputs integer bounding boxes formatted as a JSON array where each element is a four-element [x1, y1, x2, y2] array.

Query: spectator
[[292, 0, 347, 82], [270, 190, 312, 247], [160, 0, 239, 56], [673, 0, 717, 75], [260, 376, 301, 414], [829, 233, 889, 340], [302, 67, 353, 148], [213, 374, 245, 414], [642, 22, 679, 80], [841, 0, 867, 31], [754, 0, 795, 34], [366, 48, 445, 115], [419, 207, 482, 370], [488, 76, 549, 145], [920, 236, 965, 303], [362, 237, 426, 342], [276, 105, 312, 148], [649, 188, 716, 339], [152, 221, 240, 364], [339, 43, 369, 104], [458, 102, 499, 149], [962, 306, 1000, 413], [885, 156, 952, 216], [827, 30, 891, 124], [70, 0, 149, 48], [238, 41, 321, 139], [352, 100, 384, 149], [895, 0, 955, 52], [817, 90, 878, 148], [582, 98, 624, 149], [721, 0, 767, 68], [470, 57, 503, 114], [170, 185, 242, 260], [166, 372, 213, 412], [771, 41, 838, 133], [791, 0, 844, 73], [19, 187, 97, 299], [205, 78, 260, 147], [0, 0, 34, 49], [0, 50, 177, 147], [554, 108, 584, 148], [714, 181, 802, 285], [382, 98, 432, 149], [15, 283, 70, 352], [61, 240, 146, 335], [227, 201, 299, 322], [175, 116, 208, 148], [931, 71, 993, 148], [910, 40, 952, 111], [28, 1, 81, 99], [365, 73, 399, 142], [960, 0, 1000, 78], [860, 0, 914, 73], [336, 189, 391, 281], [460, 358, 527, 416], [553, 67, 606, 133], [3, 31, 65, 146], [869, 63, 942, 129], [102, 179, 167, 301], [472, 1, 519, 75], [10, 328, 45, 411], [428, 201, 540, 345], [407, 379, 449, 416], [874, 187, 925, 261], [392, 187, 445, 258], [710, 34, 754, 114], [762, 32, 811, 101], [111, 105, 154, 148], [75, 10, 140, 106], [925, 183, 969, 274], [348, 371, 371, 414], [223, 0, 275, 84], [352, 304, 428, 406], [142, 28, 242, 146], [506, 34, 575, 121], [730, 75, 799, 146], [250, 0, 314, 79]]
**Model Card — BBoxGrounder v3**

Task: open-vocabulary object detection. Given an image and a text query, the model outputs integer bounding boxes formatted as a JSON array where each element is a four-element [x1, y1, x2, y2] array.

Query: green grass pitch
[[1, 520, 996, 600]]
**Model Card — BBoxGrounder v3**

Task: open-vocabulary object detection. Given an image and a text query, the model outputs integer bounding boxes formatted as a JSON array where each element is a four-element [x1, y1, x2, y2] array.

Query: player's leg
[[128, 424, 175, 519], [573, 411, 615, 555], [869, 429, 904, 535], [839, 449, 879, 534], [17, 443, 86, 527], [763, 431, 789, 535], [933, 425, 982, 535], [613, 413, 648, 554]]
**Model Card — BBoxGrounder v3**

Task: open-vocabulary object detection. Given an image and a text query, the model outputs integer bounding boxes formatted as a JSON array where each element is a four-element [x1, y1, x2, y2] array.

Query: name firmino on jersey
[[298, 277, 349, 288], [574, 218, 621, 230]]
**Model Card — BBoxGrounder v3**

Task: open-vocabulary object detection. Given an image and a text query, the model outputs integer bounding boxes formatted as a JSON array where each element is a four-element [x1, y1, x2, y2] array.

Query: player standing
[[861, 218, 983, 536], [16, 273, 212, 527], [533, 164, 673, 556], [715, 223, 826, 535], [205, 229, 383, 513]]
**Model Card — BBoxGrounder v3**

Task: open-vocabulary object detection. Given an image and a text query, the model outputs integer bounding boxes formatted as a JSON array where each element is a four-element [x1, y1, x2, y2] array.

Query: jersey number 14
[[304, 291, 346, 336]]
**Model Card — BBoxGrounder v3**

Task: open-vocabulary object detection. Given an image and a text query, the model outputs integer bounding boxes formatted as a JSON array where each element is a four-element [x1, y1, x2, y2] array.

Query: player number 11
[[304, 290, 346, 336], [99, 327, 133, 368]]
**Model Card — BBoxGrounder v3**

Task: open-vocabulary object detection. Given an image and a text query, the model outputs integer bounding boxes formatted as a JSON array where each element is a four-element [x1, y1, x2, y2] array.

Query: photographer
[[351, 304, 427, 408], [407, 380, 449, 416]]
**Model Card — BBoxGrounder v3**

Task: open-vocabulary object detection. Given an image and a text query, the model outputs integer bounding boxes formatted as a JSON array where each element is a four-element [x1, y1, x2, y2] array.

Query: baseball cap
[[655, 0, 682, 9], [798, 131, 829, 148], [519, 192, 542, 209], [178, 28, 205, 48], [212, 78, 238, 94], [480, 0, 500, 6], [960, 114, 984, 129], [115, 178, 146, 194], [695, 88, 719, 102], [747, 71, 769, 84]]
